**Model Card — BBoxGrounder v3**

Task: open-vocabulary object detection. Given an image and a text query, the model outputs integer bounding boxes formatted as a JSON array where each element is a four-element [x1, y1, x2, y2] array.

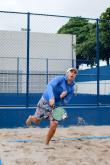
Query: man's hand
[[60, 91, 67, 99], [49, 98, 55, 107]]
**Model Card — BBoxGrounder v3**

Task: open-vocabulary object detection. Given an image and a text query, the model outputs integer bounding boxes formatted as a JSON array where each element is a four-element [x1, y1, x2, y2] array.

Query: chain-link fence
[[0, 11, 110, 106]]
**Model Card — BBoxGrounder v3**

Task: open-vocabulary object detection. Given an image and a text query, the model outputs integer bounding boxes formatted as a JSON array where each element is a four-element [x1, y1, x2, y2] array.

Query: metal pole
[[71, 35, 74, 67], [17, 57, 19, 94], [96, 18, 100, 106], [26, 12, 30, 107], [46, 58, 48, 85]]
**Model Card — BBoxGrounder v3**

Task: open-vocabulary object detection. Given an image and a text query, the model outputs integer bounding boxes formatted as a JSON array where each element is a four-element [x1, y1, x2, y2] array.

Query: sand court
[[0, 126, 110, 165]]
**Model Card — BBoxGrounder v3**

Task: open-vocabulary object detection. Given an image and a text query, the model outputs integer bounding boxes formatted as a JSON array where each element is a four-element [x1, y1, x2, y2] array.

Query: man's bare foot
[[26, 115, 32, 126]]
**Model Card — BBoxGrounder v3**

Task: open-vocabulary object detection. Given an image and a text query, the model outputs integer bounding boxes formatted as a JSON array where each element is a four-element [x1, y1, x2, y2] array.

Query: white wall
[[0, 30, 76, 93], [0, 30, 76, 72], [77, 80, 110, 95]]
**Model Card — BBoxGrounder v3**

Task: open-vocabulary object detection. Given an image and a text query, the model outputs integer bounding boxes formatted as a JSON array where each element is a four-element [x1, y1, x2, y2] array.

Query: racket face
[[52, 107, 67, 121]]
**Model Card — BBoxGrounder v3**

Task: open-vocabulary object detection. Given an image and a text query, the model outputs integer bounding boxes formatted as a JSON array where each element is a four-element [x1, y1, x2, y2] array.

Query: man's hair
[[66, 68, 78, 74]]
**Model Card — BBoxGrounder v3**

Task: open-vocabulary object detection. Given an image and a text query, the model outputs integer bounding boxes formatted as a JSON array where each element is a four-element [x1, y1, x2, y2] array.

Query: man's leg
[[45, 120, 58, 145], [26, 115, 40, 126]]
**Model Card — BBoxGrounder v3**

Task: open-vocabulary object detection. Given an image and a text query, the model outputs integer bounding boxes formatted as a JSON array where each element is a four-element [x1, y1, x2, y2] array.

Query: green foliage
[[100, 7, 110, 65], [58, 8, 110, 67], [58, 17, 96, 67]]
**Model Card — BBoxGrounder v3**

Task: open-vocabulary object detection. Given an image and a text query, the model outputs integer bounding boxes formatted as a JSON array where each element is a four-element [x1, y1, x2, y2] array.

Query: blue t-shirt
[[42, 75, 75, 105]]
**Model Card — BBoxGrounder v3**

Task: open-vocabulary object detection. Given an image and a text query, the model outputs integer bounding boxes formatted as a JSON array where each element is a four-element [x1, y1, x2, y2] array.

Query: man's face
[[67, 70, 77, 83]]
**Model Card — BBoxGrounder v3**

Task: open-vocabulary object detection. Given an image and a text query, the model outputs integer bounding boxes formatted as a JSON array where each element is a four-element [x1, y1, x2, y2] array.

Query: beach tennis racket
[[52, 107, 67, 121]]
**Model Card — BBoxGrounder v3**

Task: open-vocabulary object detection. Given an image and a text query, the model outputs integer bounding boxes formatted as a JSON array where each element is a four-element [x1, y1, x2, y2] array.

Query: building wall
[[0, 30, 76, 71], [76, 66, 110, 95], [0, 30, 76, 93]]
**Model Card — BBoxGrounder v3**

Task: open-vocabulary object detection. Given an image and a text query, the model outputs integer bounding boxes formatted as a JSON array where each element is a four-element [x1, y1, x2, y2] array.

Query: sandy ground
[[0, 126, 110, 165]]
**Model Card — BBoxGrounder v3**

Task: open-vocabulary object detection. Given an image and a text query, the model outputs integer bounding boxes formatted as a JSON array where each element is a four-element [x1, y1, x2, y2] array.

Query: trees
[[58, 8, 110, 67], [58, 17, 96, 68], [100, 7, 110, 65]]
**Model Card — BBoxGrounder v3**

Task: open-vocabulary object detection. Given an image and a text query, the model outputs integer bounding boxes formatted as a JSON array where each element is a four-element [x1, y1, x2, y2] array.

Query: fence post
[[26, 12, 30, 107], [46, 58, 48, 84], [17, 57, 20, 94], [71, 35, 74, 67], [96, 18, 100, 106]]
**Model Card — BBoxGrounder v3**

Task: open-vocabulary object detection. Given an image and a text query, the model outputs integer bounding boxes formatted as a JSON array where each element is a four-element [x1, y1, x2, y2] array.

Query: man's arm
[[63, 89, 74, 105], [47, 76, 64, 106], [46, 85, 55, 107]]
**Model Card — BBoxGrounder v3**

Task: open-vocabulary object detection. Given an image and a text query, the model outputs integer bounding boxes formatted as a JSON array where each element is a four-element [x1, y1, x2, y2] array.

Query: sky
[[0, 0, 109, 66], [0, 0, 110, 18], [0, 0, 110, 33]]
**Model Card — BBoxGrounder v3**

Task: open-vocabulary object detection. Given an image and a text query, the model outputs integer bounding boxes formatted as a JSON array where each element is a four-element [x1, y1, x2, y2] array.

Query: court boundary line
[[6, 135, 110, 143]]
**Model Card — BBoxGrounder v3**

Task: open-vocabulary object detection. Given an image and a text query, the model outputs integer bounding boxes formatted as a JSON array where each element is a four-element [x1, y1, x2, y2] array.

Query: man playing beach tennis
[[26, 68, 78, 145]]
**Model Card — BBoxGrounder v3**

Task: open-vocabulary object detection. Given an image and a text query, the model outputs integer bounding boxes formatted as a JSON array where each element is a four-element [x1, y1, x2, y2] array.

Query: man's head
[[66, 68, 78, 83]]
